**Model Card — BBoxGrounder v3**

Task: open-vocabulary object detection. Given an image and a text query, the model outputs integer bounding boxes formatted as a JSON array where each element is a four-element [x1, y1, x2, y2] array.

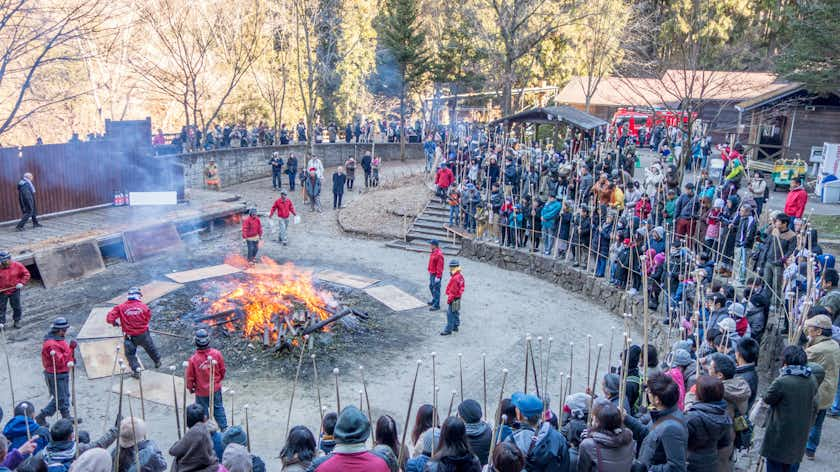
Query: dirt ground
[[1, 161, 836, 471], [337, 173, 431, 238]]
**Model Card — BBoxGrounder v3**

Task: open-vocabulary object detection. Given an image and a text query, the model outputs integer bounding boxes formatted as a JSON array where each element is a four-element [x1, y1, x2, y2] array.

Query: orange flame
[[209, 256, 336, 344]]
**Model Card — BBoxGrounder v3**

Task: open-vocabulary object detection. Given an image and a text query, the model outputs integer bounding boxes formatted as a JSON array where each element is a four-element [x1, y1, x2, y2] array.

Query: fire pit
[[191, 256, 368, 352]]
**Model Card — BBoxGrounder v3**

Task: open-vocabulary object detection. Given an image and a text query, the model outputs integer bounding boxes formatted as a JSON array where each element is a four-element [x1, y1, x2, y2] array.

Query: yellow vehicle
[[772, 158, 807, 190]]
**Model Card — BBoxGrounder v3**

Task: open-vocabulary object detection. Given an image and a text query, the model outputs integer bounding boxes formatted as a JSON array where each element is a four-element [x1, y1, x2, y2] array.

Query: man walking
[[241, 208, 262, 263], [0, 251, 30, 329], [440, 259, 464, 336], [269, 152, 283, 190], [427, 240, 444, 312], [15, 172, 41, 231], [305, 168, 322, 212], [332, 167, 347, 209], [286, 153, 298, 191], [361, 151, 372, 188], [106, 287, 162, 378], [35, 317, 79, 425], [186, 329, 227, 431], [269, 190, 296, 246]]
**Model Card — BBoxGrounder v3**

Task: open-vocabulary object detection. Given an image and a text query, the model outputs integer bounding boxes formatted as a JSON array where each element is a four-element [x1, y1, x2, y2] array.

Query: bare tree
[[572, 0, 629, 112], [0, 0, 108, 138]]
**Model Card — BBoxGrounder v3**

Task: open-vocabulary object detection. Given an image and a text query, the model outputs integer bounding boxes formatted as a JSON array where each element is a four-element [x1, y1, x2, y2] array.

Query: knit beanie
[[457, 399, 482, 424], [222, 444, 252, 472], [222, 425, 248, 448]]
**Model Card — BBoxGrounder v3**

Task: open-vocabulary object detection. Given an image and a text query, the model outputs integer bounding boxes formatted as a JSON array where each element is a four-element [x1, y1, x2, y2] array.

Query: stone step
[[407, 228, 450, 240], [413, 219, 447, 230], [385, 239, 460, 256]]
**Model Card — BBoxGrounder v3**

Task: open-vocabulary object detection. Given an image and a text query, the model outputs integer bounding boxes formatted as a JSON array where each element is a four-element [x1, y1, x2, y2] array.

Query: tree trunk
[[502, 59, 513, 116], [399, 92, 406, 161]]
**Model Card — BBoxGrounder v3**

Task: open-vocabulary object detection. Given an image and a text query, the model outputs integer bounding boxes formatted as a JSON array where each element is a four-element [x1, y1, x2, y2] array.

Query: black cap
[[194, 328, 210, 348], [0, 251, 10, 262]]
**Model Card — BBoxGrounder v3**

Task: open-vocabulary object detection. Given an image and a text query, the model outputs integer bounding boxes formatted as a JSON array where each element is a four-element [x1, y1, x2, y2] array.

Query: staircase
[[386, 199, 462, 255]]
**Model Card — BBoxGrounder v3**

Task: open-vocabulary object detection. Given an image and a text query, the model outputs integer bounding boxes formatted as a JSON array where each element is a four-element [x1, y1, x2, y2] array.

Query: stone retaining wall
[[180, 143, 424, 188]]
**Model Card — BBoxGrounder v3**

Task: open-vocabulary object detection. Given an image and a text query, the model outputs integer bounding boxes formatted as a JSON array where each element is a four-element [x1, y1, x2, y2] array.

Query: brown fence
[[0, 141, 183, 223]]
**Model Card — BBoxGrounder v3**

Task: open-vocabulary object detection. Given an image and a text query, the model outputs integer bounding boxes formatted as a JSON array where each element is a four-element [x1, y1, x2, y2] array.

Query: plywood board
[[106, 281, 183, 305], [245, 263, 287, 275], [364, 284, 426, 311], [165, 264, 241, 283], [78, 338, 141, 379], [111, 370, 183, 407], [317, 270, 379, 289], [77, 307, 122, 340], [34, 240, 105, 288], [123, 223, 183, 262]]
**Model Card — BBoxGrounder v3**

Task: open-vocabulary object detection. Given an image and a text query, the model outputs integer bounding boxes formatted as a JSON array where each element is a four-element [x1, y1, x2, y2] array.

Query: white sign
[[129, 191, 177, 206]]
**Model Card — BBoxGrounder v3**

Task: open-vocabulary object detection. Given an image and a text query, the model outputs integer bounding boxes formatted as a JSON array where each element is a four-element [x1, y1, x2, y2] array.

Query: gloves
[[113, 319, 121, 327], [15, 283, 23, 289], [69, 340, 78, 350]]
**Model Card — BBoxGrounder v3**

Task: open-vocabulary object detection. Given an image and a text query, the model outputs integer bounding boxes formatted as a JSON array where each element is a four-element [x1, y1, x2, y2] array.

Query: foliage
[[775, 0, 840, 94]]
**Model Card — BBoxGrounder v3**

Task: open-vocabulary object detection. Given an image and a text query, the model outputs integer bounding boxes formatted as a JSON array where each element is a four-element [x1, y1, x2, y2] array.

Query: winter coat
[[577, 428, 635, 472], [305, 176, 321, 197], [2, 415, 49, 452], [464, 421, 492, 466], [27, 428, 118, 471], [674, 194, 699, 220], [684, 401, 731, 472], [106, 300, 152, 336], [625, 406, 688, 472], [17, 178, 35, 213], [405, 454, 430, 472], [595, 223, 612, 258], [558, 212, 572, 241], [285, 157, 298, 174], [428, 248, 444, 278], [784, 187, 807, 218], [311, 448, 390, 472], [282, 457, 311, 472], [436, 167, 454, 189], [757, 228, 796, 268], [446, 271, 465, 304], [760, 365, 819, 465], [423, 453, 481, 472], [509, 422, 570, 472], [734, 215, 756, 249], [540, 200, 562, 229], [806, 335, 840, 409], [270, 198, 296, 219], [241, 216, 262, 239], [42, 334, 75, 373], [186, 348, 226, 396], [169, 423, 219, 472], [0, 261, 30, 295], [735, 364, 759, 409], [722, 376, 751, 421], [114, 439, 168, 472], [332, 173, 347, 193]]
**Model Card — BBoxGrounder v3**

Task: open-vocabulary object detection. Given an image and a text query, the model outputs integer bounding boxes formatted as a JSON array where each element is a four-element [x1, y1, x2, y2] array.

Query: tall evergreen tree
[[776, 0, 840, 94], [375, 0, 430, 159]]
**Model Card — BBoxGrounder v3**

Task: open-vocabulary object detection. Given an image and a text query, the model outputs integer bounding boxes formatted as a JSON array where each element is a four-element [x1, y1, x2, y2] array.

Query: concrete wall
[[181, 143, 424, 188]]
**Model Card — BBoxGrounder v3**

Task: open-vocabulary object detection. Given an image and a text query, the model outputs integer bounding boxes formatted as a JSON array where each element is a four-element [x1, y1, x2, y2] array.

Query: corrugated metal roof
[[734, 83, 806, 111], [490, 105, 608, 130]]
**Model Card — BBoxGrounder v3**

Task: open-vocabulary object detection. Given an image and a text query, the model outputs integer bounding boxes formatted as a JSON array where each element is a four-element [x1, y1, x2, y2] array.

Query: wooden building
[[735, 84, 840, 162]]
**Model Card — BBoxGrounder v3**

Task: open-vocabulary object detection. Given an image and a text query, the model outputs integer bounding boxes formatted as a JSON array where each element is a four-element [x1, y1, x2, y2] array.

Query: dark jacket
[[684, 401, 731, 472], [286, 157, 298, 174], [674, 194, 698, 220], [361, 155, 372, 172], [406, 454, 430, 472], [760, 365, 819, 465], [757, 228, 796, 268], [169, 423, 219, 472], [577, 428, 635, 472], [746, 287, 770, 340], [734, 215, 757, 249], [17, 179, 35, 213], [24, 427, 118, 471], [625, 407, 688, 472], [423, 453, 481, 472], [114, 439, 168, 472], [464, 422, 492, 466], [735, 364, 759, 409], [332, 173, 347, 193]]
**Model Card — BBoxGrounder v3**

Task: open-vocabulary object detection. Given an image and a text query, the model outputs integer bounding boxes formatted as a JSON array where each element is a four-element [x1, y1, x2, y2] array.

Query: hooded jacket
[[806, 335, 840, 409], [577, 428, 635, 472], [684, 401, 731, 472], [624, 406, 688, 472], [423, 452, 482, 472], [169, 422, 219, 472], [3, 415, 49, 452], [464, 421, 491, 466]]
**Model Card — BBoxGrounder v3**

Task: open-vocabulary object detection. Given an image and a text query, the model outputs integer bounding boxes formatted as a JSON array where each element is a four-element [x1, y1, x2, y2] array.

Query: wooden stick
[[0, 324, 14, 406], [487, 368, 508, 465], [607, 327, 616, 370], [68, 361, 79, 458], [104, 346, 121, 431], [431, 352, 437, 431], [137, 368, 146, 421], [360, 366, 373, 433], [244, 404, 251, 451], [544, 337, 553, 397], [115, 364, 126, 472], [397, 360, 422, 469], [285, 340, 307, 438], [568, 342, 574, 392], [618, 336, 631, 412], [127, 399, 142, 472], [587, 345, 603, 427], [447, 390, 457, 417], [49, 351, 60, 417], [524, 335, 530, 393], [537, 336, 544, 396], [528, 339, 541, 398], [312, 355, 324, 427], [208, 357, 216, 424], [482, 353, 487, 421], [182, 361, 188, 434], [586, 335, 592, 397], [170, 366, 182, 439], [230, 390, 235, 426], [333, 368, 341, 413], [458, 353, 464, 403]]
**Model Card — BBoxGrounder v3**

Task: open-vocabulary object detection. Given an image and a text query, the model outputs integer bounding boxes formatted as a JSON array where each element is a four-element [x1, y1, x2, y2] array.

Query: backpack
[[732, 404, 753, 450], [625, 375, 644, 413], [522, 427, 568, 472]]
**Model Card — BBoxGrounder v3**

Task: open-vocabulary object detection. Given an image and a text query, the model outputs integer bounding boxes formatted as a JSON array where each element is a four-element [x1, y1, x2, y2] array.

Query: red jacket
[[784, 187, 807, 218], [242, 216, 263, 239], [186, 348, 226, 396], [428, 248, 444, 278], [269, 197, 296, 218], [0, 261, 30, 295], [446, 270, 465, 304], [435, 167, 454, 189], [106, 299, 152, 336], [41, 336, 75, 374]]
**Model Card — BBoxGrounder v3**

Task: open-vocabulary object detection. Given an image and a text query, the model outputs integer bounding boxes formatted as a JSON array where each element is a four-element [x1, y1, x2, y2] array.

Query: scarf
[[779, 364, 811, 378], [44, 440, 77, 465]]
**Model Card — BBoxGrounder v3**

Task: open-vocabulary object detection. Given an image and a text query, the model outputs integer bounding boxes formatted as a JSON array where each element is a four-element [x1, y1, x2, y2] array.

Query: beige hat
[[805, 315, 833, 330], [119, 417, 146, 448]]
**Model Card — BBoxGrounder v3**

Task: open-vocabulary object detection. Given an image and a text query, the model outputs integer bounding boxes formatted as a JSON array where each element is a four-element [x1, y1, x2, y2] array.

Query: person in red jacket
[[784, 177, 808, 220], [106, 287, 161, 377], [242, 208, 263, 263], [0, 251, 30, 328], [435, 163, 454, 203], [441, 259, 465, 336], [307, 406, 390, 472], [269, 190, 297, 245], [35, 317, 79, 425], [186, 328, 227, 430], [427, 240, 444, 311]]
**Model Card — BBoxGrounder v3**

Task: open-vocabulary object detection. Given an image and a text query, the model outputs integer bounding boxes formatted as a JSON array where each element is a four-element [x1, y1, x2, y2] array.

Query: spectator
[[169, 403, 220, 471], [684, 375, 731, 472], [623, 372, 688, 472], [309, 406, 389, 471], [577, 402, 635, 472], [803, 314, 840, 460], [425, 417, 482, 472], [280, 425, 316, 472], [783, 177, 808, 219], [457, 400, 491, 466]]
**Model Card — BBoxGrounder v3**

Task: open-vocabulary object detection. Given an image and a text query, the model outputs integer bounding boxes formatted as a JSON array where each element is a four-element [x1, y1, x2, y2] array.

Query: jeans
[[542, 226, 555, 255], [124, 331, 161, 373], [449, 206, 460, 225], [288, 172, 297, 190], [738, 246, 748, 282], [444, 302, 460, 332], [765, 458, 799, 472], [309, 194, 321, 212], [277, 217, 289, 243], [272, 172, 282, 189], [806, 408, 827, 453], [246, 240, 259, 262], [595, 256, 607, 277], [429, 274, 441, 308], [0, 289, 22, 323], [196, 390, 228, 431], [333, 191, 344, 209], [41, 372, 70, 417], [831, 372, 840, 415], [426, 152, 434, 172], [16, 204, 38, 229]]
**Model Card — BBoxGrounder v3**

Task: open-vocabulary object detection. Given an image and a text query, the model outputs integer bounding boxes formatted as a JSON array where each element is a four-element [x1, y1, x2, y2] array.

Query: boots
[[13, 320, 20, 329], [34, 412, 47, 426]]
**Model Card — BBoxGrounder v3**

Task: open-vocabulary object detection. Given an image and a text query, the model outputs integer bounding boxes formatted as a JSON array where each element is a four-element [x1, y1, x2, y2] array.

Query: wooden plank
[[78, 307, 122, 340], [364, 284, 426, 311], [165, 264, 242, 283], [123, 223, 183, 262], [317, 269, 379, 289], [111, 370, 185, 407], [106, 280, 183, 305], [33, 240, 105, 288], [79, 338, 140, 379]]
